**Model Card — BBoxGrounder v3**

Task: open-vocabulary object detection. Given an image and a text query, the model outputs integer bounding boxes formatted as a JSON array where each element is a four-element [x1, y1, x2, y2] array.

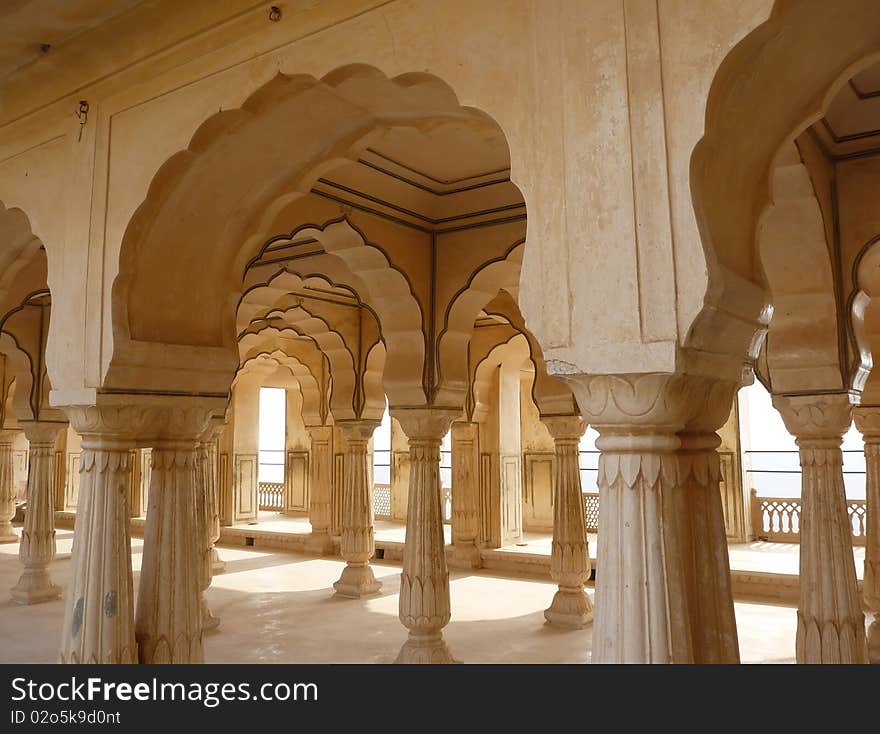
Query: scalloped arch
[[435, 242, 523, 406], [686, 1, 880, 372], [470, 333, 530, 421], [757, 142, 848, 395], [237, 348, 323, 427], [109, 65, 510, 404]]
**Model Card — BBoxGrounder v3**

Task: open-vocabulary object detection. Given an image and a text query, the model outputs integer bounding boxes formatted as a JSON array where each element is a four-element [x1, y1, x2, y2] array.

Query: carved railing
[[258, 481, 284, 511], [373, 483, 392, 520], [750, 489, 867, 546], [582, 492, 599, 533]]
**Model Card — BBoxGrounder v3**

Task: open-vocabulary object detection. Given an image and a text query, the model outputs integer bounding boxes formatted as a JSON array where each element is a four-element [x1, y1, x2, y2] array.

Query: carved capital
[[20, 421, 66, 445], [772, 393, 852, 440], [566, 373, 736, 434], [542, 415, 586, 442], [63, 398, 215, 445], [337, 419, 380, 444], [392, 407, 460, 442], [0, 428, 19, 446], [854, 406, 880, 442]]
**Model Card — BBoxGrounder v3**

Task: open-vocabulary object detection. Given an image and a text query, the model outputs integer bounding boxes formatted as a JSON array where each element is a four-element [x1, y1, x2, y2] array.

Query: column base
[[333, 563, 381, 598], [10, 568, 61, 605], [544, 587, 594, 629], [394, 632, 459, 664], [200, 595, 220, 632], [448, 542, 481, 570], [210, 548, 225, 574], [0, 522, 17, 543], [869, 615, 880, 665], [304, 531, 335, 557]]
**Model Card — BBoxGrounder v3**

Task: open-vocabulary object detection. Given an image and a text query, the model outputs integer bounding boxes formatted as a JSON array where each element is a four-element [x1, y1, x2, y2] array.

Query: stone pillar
[[11, 422, 65, 604], [59, 407, 138, 664], [569, 373, 739, 664], [196, 439, 219, 632], [677, 425, 739, 663], [393, 408, 459, 664], [135, 407, 212, 664], [775, 393, 867, 664], [449, 421, 480, 568], [541, 415, 592, 629], [305, 425, 334, 555], [853, 406, 880, 662], [207, 431, 225, 574], [333, 420, 381, 597], [0, 429, 18, 542]]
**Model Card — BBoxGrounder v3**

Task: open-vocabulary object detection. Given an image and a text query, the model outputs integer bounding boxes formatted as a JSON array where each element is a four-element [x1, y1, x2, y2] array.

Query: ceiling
[[0, 0, 143, 81]]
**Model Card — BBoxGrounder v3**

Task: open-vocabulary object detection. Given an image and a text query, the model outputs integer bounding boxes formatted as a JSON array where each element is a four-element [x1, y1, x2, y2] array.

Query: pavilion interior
[[3, 0, 880, 666]]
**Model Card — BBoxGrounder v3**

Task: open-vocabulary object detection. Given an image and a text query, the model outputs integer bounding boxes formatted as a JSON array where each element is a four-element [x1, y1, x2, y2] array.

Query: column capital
[[336, 419, 380, 443], [565, 373, 736, 434], [392, 407, 460, 441], [541, 415, 586, 441], [63, 395, 221, 445], [772, 392, 853, 439], [19, 421, 66, 445], [0, 428, 20, 445], [854, 405, 880, 440]]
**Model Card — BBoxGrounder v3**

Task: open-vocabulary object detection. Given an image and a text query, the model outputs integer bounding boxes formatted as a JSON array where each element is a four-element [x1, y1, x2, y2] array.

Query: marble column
[[11, 422, 65, 604], [853, 406, 880, 663], [394, 407, 459, 664], [333, 420, 381, 597], [59, 407, 138, 664], [569, 373, 739, 664], [196, 439, 219, 631], [449, 421, 481, 568], [305, 425, 334, 555], [136, 407, 212, 664], [207, 431, 225, 574], [677, 426, 739, 662], [542, 415, 592, 629], [774, 393, 867, 664], [0, 429, 18, 542]]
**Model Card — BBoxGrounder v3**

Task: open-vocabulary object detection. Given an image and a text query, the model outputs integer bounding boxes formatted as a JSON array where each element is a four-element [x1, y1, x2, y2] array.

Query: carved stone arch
[[757, 142, 849, 394], [240, 309, 357, 421], [470, 333, 530, 423], [849, 235, 880, 401], [687, 2, 880, 375], [434, 241, 523, 406], [237, 349, 323, 428], [362, 341, 387, 423], [480, 290, 578, 418], [108, 65, 512, 403], [0, 332, 36, 422], [0, 201, 43, 303]]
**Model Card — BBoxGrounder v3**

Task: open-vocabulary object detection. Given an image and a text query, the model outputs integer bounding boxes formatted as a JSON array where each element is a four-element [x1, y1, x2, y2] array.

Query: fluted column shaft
[[333, 420, 381, 597], [305, 425, 334, 555], [206, 434, 224, 573], [394, 408, 459, 664], [136, 440, 204, 663], [0, 430, 18, 542], [449, 421, 480, 568], [677, 430, 739, 662], [11, 422, 65, 604], [857, 407, 880, 663], [196, 440, 219, 631], [542, 416, 592, 629], [569, 373, 741, 664], [775, 393, 867, 664], [59, 410, 137, 664]]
